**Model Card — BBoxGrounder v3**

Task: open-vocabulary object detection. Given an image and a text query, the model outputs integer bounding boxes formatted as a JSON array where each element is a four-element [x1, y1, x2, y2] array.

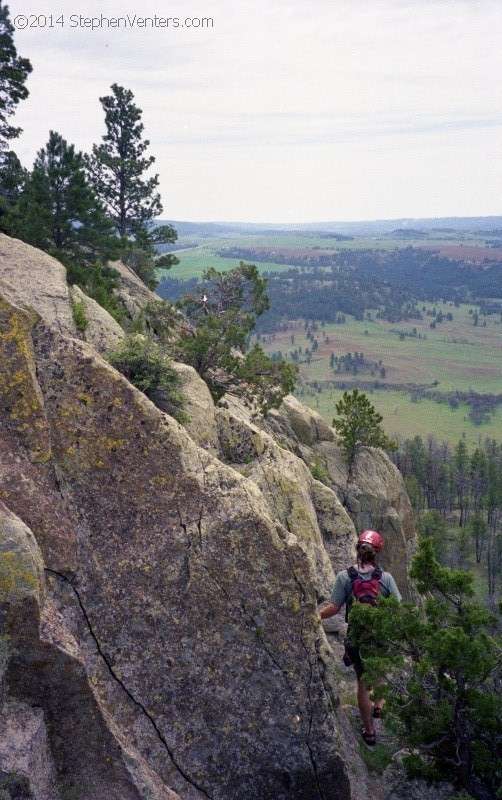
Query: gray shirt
[[330, 566, 402, 608]]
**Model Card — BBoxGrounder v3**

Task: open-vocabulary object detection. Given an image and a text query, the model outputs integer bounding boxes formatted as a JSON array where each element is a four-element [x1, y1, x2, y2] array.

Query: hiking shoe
[[361, 727, 376, 747], [372, 706, 383, 719]]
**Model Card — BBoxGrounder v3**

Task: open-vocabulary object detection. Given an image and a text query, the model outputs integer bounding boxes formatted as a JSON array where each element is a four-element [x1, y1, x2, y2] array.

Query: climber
[[320, 530, 401, 747]]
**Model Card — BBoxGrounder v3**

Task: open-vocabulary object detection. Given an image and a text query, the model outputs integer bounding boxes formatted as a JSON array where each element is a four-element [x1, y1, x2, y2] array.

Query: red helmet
[[358, 530, 383, 550]]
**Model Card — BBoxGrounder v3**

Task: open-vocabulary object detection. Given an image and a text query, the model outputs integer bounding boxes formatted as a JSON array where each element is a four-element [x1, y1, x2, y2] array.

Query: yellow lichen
[[0, 551, 38, 603]]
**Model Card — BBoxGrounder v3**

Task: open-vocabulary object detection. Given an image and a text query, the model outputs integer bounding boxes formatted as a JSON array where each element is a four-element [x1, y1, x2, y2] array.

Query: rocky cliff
[[0, 234, 417, 800]]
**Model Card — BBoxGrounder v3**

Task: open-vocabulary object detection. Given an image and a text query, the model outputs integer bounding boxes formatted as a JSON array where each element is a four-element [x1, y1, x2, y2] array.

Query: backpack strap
[[348, 565, 383, 582], [346, 566, 358, 622]]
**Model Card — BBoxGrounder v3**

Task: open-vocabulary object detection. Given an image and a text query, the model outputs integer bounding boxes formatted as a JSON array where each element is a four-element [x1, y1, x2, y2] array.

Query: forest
[[158, 245, 502, 332], [391, 435, 501, 606]]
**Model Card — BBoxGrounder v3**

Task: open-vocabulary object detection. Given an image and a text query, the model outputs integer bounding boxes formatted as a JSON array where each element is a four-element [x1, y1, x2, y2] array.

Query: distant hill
[[161, 216, 502, 238]]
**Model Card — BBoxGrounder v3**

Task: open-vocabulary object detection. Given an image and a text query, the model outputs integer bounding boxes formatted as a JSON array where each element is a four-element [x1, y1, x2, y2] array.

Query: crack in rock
[[45, 568, 215, 800]]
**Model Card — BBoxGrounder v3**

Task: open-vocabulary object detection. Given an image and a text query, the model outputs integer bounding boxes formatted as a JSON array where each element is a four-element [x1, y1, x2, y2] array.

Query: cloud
[[9, 0, 502, 220]]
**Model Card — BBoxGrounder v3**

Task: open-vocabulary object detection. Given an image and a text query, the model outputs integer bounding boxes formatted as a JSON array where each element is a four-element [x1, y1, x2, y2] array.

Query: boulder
[[0, 234, 75, 338], [265, 395, 334, 448], [169, 362, 219, 456], [0, 234, 124, 356], [318, 443, 416, 598], [309, 480, 356, 575], [216, 405, 350, 598], [0, 703, 59, 800]]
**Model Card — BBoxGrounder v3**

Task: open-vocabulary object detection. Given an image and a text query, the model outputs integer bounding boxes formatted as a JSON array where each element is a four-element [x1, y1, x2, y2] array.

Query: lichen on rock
[[0, 233, 420, 799]]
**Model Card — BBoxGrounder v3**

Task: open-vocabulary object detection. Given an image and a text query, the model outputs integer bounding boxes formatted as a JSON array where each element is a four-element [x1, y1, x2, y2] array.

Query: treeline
[[391, 436, 501, 602], [411, 390, 502, 425], [221, 245, 502, 302], [212, 246, 502, 330], [157, 257, 501, 335]]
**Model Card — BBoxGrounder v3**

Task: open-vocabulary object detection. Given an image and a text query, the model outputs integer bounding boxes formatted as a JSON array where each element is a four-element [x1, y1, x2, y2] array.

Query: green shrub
[[71, 298, 88, 333], [310, 462, 330, 484], [67, 260, 127, 323], [105, 334, 187, 422]]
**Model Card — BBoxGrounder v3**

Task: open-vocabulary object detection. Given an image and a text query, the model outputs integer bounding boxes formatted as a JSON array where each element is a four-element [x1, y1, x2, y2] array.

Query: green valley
[[157, 224, 502, 447]]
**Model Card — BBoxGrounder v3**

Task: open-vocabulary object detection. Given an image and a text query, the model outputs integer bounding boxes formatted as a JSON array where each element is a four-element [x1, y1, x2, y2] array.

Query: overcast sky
[[8, 0, 502, 223]]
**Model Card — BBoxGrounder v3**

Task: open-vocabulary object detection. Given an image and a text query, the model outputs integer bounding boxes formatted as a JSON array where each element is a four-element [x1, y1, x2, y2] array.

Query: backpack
[[342, 566, 383, 665], [347, 565, 382, 607]]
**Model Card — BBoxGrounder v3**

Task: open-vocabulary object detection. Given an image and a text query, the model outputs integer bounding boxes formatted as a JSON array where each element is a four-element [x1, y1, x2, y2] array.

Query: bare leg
[[357, 680, 374, 735], [372, 681, 385, 715]]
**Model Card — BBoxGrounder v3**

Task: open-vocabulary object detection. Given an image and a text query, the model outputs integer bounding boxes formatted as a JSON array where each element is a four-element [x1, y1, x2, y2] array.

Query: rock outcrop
[[0, 234, 418, 799], [215, 401, 354, 598], [0, 502, 181, 800], [258, 397, 417, 600], [69, 284, 124, 352], [109, 258, 161, 318]]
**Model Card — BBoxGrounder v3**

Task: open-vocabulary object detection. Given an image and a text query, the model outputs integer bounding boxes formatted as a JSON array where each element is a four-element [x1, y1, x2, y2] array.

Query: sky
[[7, 0, 502, 223]]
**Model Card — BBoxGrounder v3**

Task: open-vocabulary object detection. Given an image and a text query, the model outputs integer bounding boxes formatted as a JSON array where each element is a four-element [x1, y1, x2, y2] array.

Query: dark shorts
[[344, 640, 365, 679]]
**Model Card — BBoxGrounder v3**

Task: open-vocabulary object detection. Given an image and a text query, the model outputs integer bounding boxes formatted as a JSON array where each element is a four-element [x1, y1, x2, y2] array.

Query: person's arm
[[320, 602, 342, 619], [320, 570, 348, 619], [385, 573, 402, 601]]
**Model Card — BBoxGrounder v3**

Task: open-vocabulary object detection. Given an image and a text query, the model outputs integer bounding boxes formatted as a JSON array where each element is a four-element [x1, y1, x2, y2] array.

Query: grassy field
[[297, 388, 502, 448], [158, 228, 502, 281], [156, 230, 501, 447], [256, 301, 501, 447], [158, 231, 470, 281], [158, 243, 296, 280]]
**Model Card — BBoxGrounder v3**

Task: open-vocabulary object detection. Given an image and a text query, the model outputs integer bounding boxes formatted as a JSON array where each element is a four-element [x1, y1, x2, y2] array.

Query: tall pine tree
[[0, 2, 32, 230], [86, 84, 177, 254], [0, 1, 32, 150]]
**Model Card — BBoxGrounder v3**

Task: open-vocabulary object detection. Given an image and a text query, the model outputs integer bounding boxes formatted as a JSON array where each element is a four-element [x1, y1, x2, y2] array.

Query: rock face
[[258, 398, 417, 600], [0, 234, 76, 338], [109, 258, 161, 317], [169, 363, 220, 456], [0, 235, 418, 799], [0, 502, 180, 800], [1, 239, 355, 800], [215, 402, 353, 599], [69, 284, 124, 352]]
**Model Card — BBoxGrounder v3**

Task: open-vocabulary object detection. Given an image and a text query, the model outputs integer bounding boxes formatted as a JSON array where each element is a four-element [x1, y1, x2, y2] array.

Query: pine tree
[[174, 262, 297, 412], [86, 83, 177, 254], [0, 3, 32, 231], [16, 131, 118, 270], [332, 388, 396, 475], [0, 2, 32, 150], [0, 149, 26, 204], [349, 538, 501, 800], [417, 509, 448, 561], [452, 440, 470, 527], [0, 148, 27, 231]]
